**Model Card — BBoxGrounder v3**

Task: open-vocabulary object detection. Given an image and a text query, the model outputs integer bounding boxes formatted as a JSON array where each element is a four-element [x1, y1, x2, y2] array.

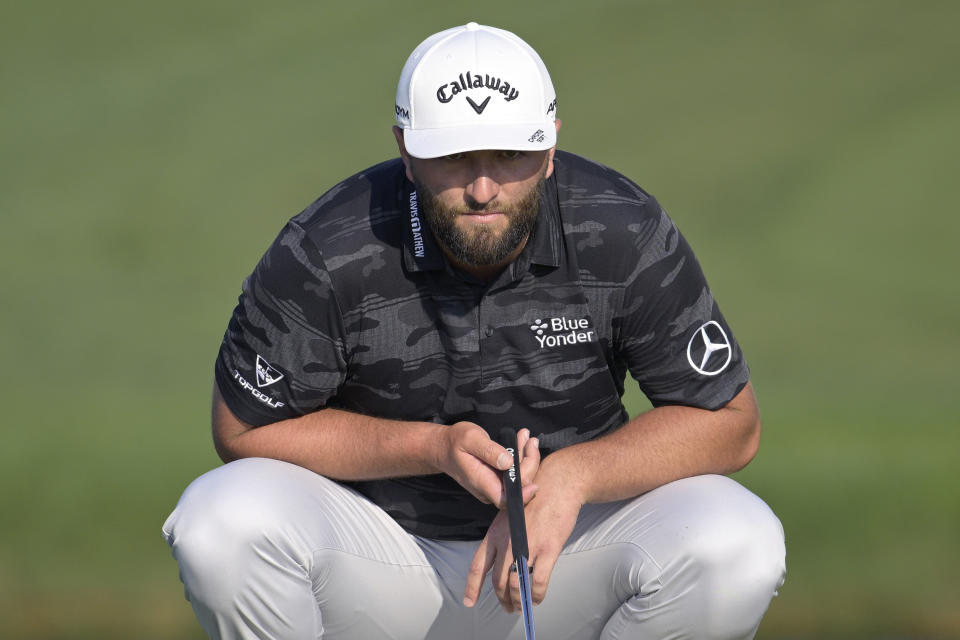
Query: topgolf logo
[[530, 317, 597, 349]]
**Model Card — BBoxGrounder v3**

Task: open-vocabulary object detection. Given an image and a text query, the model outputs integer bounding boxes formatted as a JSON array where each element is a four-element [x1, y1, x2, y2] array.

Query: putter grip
[[498, 428, 529, 559]]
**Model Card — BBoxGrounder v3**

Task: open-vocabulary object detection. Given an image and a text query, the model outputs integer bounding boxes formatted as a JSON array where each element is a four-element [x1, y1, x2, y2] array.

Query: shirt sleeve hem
[[214, 358, 284, 427]]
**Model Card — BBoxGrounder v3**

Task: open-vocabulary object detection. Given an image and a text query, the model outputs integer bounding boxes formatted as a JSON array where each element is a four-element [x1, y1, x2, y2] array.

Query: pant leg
[[162, 457, 463, 640], [528, 474, 786, 640], [163, 463, 784, 640]]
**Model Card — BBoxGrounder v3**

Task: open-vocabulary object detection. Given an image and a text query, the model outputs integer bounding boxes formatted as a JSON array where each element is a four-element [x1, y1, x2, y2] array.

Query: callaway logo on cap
[[395, 22, 557, 159]]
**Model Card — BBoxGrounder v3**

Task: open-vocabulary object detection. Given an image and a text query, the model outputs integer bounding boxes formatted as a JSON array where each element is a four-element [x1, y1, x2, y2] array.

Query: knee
[[166, 495, 258, 574], [683, 508, 785, 593], [167, 460, 287, 543], [655, 476, 785, 595], [670, 491, 786, 637], [162, 459, 309, 598]]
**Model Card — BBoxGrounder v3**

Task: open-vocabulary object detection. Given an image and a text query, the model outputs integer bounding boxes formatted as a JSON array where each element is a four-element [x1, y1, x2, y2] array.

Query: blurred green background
[[1, 1, 958, 638]]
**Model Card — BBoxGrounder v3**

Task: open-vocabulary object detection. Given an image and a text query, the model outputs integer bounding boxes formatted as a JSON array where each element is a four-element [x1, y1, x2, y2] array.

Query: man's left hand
[[463, 452, 584, 613], [462, 430, 540, 610]]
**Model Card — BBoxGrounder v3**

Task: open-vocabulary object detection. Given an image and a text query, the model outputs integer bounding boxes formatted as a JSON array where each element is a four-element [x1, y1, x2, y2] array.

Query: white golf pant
[[163, 458, 785, 640]]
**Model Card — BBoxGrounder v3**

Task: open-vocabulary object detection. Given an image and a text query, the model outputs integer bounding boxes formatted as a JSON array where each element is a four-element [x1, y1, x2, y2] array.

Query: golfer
[[164, 22, 786, 640]]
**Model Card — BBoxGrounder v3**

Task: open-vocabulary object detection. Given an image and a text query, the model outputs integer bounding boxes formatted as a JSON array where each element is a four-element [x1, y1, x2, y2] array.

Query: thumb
[[471, 438, 512, 471], [495, 448, 514, 470]]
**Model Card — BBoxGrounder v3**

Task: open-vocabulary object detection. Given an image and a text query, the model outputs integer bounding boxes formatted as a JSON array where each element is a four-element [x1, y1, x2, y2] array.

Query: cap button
[[465, 22, 479, 30]]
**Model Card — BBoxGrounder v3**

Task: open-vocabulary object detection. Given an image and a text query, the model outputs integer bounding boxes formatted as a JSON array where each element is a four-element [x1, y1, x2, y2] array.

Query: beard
[[414, 176, 545, 268]]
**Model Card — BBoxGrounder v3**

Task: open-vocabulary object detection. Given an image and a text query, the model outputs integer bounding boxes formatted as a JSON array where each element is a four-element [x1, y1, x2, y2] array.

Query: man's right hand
[[433, 422, 538, 507]]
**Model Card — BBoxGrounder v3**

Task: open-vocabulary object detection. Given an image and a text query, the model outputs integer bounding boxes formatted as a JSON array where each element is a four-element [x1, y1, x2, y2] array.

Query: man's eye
[[443, 153, 466, 161], [500, 150, 523, 159]]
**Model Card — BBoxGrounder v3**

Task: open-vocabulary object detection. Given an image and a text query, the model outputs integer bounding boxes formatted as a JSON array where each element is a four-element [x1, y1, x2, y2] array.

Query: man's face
[[405, 148, 554, 270]]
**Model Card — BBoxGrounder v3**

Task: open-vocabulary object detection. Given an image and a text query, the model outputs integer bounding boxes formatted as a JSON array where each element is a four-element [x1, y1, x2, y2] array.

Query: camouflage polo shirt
[[214, 150, 750, 540]]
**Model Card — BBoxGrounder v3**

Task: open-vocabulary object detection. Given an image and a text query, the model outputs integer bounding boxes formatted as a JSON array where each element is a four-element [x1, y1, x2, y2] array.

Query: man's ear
[[392, 126, 415, 183], [544, 118, 562, 179]]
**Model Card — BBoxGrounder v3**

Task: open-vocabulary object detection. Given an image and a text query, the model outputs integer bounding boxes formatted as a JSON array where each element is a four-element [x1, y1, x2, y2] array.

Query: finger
[[529, 552, 558, 605], [523, 435, 539, 463], [519, 436, 540, 485], [468, 451, 512, 506], [507, 562, 520, 612], [476, 429, 514, 470], [473, 471, 506, 506], [459, 468, 502, 505], [521, 482, 539, 505], [509, 560, 537, 611], [495, 555, 516, 614], [463, 537, 495, 608], [515, 428, 530, 462], [456, 422, 513, 471]]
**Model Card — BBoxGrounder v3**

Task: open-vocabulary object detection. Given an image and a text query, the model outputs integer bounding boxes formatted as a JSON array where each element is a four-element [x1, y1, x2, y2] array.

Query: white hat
[[395, 22, 557, 159]]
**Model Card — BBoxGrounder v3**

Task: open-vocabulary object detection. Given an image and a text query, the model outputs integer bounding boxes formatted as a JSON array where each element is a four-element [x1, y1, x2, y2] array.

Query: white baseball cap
[[395, 22, 557, 159]]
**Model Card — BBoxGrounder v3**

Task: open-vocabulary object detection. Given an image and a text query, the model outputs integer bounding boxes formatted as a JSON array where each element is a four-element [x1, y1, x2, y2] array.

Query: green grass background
[[2, 1, 958, 638]]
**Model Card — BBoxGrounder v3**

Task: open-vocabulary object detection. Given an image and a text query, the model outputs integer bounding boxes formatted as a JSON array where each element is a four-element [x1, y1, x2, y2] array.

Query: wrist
[[539, 447, 591, 506], [422, 422, 450, 474]]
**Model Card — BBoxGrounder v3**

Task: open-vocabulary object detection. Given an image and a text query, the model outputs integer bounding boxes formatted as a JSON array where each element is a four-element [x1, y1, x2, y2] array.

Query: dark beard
[[414, 177, 545, 267]]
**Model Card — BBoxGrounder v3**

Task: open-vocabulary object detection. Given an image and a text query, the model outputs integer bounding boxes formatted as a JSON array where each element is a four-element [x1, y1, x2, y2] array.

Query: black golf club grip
[[497, 427, 529, 559]]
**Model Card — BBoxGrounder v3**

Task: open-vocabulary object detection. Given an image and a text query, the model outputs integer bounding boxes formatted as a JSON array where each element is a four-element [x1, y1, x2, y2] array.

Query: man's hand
[[433, 423, 540, 507], [463, 431, 541, 610], [515, 476, 583, 608], [464, 450, 583, 612]]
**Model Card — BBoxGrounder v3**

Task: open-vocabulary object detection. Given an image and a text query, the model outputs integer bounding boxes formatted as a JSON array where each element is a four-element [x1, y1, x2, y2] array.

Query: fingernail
[[497, 452, 512, 468], [531, 437, 539, 449], [463, 596, 474, 608]]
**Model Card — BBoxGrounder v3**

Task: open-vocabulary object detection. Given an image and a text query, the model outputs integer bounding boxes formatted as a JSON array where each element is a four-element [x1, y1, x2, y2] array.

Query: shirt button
[[485, 326, 494, 337]]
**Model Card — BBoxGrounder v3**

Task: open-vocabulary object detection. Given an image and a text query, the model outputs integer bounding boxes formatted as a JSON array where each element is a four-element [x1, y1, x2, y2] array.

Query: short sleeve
[[214, 221, 348, 426], [617, 204, 749, 410]]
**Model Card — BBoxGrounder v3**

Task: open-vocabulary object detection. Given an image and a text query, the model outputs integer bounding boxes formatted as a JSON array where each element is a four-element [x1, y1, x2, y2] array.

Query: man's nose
[[464, 171, 500, 208]]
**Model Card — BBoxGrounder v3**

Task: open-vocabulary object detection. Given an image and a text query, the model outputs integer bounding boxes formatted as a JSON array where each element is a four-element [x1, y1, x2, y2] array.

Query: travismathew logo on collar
[[436, 70, 520, 114], [530, 316, 597, 349], [409, 190, 425, 258]]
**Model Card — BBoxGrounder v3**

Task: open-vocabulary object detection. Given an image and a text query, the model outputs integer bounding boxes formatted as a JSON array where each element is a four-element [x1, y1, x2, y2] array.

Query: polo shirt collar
[[525, 173, 562, 269]]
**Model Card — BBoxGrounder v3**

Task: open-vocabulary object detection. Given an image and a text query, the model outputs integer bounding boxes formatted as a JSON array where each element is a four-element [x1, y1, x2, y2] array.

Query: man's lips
[[461, 211, 504, 223]]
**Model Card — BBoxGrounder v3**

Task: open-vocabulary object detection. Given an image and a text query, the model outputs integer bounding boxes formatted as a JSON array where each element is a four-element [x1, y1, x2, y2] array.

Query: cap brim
[[403, 123, 556, 159]]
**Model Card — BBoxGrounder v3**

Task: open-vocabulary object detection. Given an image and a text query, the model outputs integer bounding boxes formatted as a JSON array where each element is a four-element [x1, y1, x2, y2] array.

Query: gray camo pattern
[[215, 151, 749, 539]]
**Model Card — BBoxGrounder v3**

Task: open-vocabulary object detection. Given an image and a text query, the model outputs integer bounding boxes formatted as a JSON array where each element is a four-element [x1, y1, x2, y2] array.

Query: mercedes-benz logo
[[686, 321, 732, 376]]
